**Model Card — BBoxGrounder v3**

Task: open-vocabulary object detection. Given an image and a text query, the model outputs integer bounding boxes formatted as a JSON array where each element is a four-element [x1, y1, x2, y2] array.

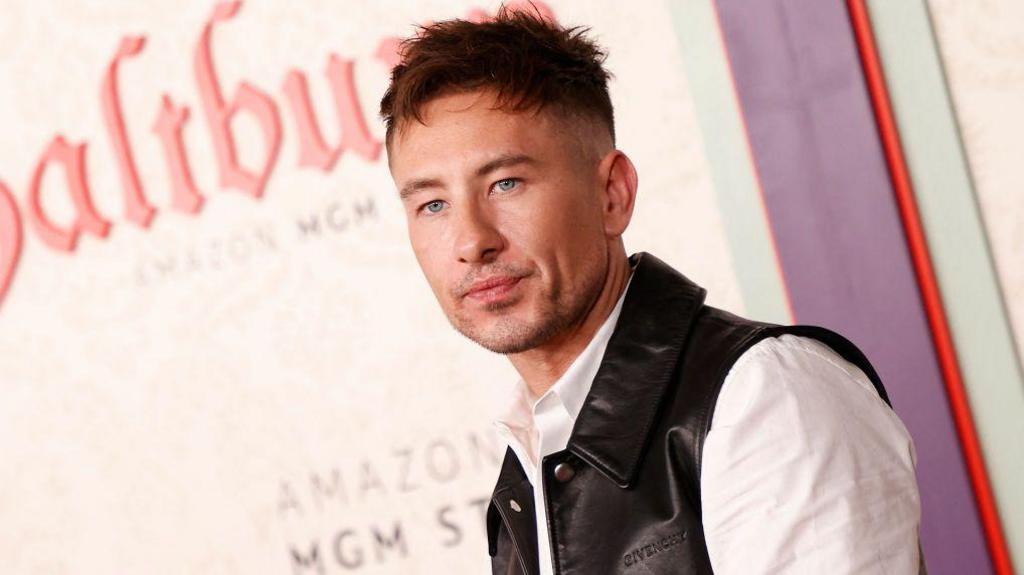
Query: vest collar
[[567, 252, 706, 488], [489, 251, 707, 495], [485, 253, 707, 566]]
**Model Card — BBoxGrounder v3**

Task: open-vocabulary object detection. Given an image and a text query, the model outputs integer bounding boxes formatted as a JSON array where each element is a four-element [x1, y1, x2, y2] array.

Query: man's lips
[[463, 275, 524, 302]]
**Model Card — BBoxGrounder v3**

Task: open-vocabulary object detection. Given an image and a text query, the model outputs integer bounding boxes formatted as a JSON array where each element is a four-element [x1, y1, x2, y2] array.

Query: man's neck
[[508, 251, 632, 399]]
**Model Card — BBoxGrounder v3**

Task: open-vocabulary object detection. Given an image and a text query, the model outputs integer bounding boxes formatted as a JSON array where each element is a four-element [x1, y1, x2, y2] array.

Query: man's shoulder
[[698, 336, 920, 575], [719, 334, 884, 411], [680, 302, 892, 407], [671, 303, 778, 380], [729, 333, 871, 384]]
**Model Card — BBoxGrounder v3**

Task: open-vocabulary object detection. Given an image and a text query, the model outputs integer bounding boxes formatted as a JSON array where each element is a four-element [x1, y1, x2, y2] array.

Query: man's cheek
[[410, 237, 437, 278]]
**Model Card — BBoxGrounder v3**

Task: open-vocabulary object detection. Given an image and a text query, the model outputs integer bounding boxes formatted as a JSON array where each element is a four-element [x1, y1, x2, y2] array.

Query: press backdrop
[[0, 1, 1019, 574]]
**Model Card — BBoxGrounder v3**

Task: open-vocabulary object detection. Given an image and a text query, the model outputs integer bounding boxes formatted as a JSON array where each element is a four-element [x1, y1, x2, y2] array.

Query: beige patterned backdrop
[[929, 0, 1024, 362], [0, 1, 742, 573]]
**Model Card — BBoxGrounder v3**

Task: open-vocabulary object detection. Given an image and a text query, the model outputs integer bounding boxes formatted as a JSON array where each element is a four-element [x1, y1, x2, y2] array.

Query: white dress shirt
[[493, 282, 922, 574]]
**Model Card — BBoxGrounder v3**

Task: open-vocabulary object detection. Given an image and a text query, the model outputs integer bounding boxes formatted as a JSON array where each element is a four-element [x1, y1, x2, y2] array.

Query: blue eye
[[494, 178, 518, 192], [421, 200, 446, 215]]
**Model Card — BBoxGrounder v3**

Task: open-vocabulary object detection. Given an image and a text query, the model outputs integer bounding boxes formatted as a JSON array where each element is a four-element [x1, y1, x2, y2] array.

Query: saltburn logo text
[[0, 0, 553, 309]]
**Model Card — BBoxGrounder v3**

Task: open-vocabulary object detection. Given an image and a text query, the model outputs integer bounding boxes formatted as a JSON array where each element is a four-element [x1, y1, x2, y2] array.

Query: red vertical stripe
[[846, 1, 1013, 572]]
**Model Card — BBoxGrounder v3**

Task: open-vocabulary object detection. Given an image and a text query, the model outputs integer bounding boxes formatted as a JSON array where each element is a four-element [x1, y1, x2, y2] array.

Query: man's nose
[[454, 203, 504, 264]]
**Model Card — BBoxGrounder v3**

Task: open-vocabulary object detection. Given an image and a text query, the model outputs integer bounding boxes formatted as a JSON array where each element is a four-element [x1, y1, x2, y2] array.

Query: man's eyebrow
[[399, 178, 443, 202], [398, 154, 537, 202], [475, 154, 537, 177]]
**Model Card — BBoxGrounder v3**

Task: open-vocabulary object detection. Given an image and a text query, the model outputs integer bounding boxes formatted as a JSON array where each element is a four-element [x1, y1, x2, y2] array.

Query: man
[[381, 7, 921, 574]]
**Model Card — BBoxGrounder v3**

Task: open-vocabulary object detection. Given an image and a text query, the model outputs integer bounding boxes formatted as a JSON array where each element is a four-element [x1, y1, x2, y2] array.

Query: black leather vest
[[486, 252, 890, 574]]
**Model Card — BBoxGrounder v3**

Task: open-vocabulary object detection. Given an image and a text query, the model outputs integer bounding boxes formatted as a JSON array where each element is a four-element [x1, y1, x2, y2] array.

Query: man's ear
[[597, 150, 638, 238]]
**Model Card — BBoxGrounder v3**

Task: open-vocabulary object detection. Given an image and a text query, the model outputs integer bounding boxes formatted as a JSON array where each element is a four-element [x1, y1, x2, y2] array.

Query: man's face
[[388, 90, 613, 354]]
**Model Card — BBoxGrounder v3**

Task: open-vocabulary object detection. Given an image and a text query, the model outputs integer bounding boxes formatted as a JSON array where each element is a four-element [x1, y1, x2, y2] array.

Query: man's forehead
[[395, 92, 547, 144], [387, 89, 609, 182], [389, 95, 549, 169], [419, 89, 513, 118]]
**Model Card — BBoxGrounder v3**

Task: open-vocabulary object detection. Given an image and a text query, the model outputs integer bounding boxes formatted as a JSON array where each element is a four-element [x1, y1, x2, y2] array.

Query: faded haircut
[[379, 4, 615, 147]]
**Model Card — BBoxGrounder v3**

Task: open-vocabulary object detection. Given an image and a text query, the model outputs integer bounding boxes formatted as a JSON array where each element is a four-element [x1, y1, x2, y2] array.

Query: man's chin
[[452, 315, 554, 355], [469, 333, 546, 355]]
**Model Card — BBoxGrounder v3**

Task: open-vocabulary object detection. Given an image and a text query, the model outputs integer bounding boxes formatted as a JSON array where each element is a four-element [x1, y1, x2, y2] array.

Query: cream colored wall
[[0, 1, 740, 573], [928, 0, 1024, 364]]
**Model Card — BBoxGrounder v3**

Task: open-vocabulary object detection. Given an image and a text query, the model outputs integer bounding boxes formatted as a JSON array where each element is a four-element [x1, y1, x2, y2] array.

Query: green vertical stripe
[[665, 0, 790, 324], [866, 0, 1024, 568]]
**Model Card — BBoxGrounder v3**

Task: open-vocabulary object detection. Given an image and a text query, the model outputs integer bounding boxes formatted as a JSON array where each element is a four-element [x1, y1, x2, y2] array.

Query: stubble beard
[[448, 261, 606, 355]]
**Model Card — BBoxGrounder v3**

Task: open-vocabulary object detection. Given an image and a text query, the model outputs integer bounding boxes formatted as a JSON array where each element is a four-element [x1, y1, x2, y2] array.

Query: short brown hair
[[379, 5, 615, 146]]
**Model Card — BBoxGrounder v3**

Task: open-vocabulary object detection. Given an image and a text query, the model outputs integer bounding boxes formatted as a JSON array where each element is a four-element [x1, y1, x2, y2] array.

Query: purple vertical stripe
[[713, 1, 989, 572]]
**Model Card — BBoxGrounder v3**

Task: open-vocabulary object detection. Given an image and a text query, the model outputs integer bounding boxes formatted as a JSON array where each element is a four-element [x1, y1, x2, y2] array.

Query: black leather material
[[486, 252, 891, 574]]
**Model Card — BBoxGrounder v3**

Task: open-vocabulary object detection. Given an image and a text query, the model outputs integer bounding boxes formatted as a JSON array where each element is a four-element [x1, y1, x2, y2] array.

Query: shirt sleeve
[[700, 334, 922, 574]]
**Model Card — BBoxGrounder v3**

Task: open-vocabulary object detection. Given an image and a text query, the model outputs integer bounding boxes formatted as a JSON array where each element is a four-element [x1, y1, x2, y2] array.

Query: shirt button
[[553, 462, 575, 483]]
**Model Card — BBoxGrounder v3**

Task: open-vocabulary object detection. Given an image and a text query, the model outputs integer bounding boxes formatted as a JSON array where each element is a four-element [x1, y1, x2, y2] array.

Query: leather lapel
[[568, 252, 707, 488], [487, 448, 539, 574]]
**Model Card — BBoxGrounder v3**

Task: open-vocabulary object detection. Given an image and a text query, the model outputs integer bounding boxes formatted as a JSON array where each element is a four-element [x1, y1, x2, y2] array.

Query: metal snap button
[[553, 462, 575, 483], [510, 499, 522, 513]]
